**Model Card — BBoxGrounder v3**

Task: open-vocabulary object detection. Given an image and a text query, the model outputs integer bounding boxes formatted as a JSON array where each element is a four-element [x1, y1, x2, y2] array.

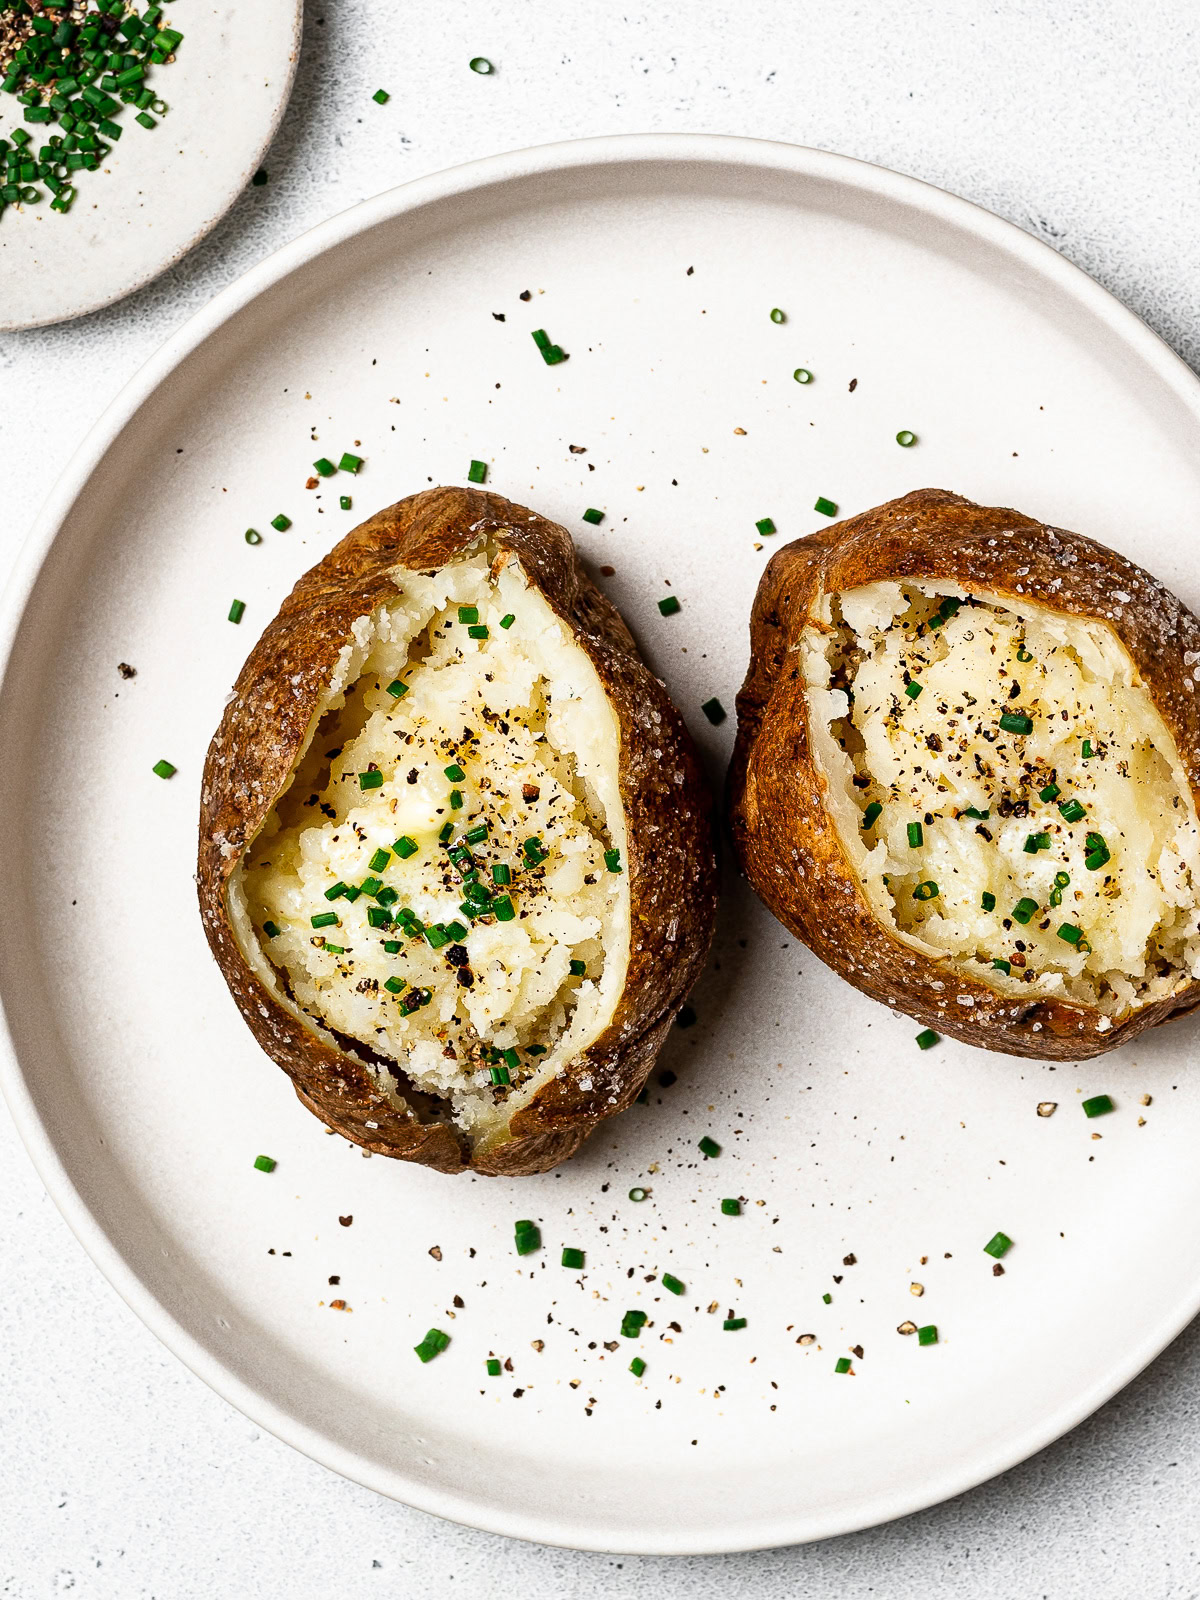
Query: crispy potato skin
[[728, 488, 1200, 1059], [199, 487, 717, 1174]]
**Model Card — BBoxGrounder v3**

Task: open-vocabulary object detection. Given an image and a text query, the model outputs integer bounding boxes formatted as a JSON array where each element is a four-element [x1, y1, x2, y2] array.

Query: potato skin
[[728, 488, 1200, 1060], [199, 487, 717, 1173]]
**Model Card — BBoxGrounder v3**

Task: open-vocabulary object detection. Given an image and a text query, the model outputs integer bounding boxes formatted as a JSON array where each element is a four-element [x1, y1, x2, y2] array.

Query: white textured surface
[[1, 1, 1199, 1595]]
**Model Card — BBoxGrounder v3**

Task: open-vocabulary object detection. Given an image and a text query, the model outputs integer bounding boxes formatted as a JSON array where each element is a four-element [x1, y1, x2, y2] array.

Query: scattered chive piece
[[322, 943, 345, 955], [755, 517, 776, 537], [814, 496, 838, 518], [835, 1356, 852, 1374], [393, 836, 418, 858], [338, 452, 363, 473], [658, 595, 681, 617], [492, 863, 511, 885], [1017, 646, 1033, 662], [1057, 923, 1084, 946], [915, 1028, 940, 1050], [500, 613, 516, 629], [1082, 1093, 1114, 1118], [152, 759, 176, 779], [313, 457, 336, 477], [384, 976, 406, 995], [340, 495, 352, 510], [324, 881, 348, 901], [570, 958, 586, 976], [465, 823, 489, 843], [1085, 832, 1110, 870], [468, 624, 489, 639], [724, 1317, 747, 1331], [581, 507, 605, 525], [1081, 738, 1094, 759], [905, 681, 923, 700], [721, 1198, 741, 1215], [896, 430, 917, 447], [1059, 798, 1086, 823], [514, 1220, 541, 1255], [701, 697, 726, 726], [469, 56, 493, 74], [270, 513, 291, 531], [383, 940, 401, 954], [561, 1247, 585, 1270], [444, 763, 466, 782], [698, 1136, 721, 1158], [604, 847, 622, 873], [501, 1048, 520, 1071], [917, 1325, 938, 1346], [467, 459, 487, 484], [1024, 831, 1051, 854], [1050, 870, 1070, 907], [310, 912, 339, 929], [769, 307, 785, 323], [999, 711, 1033, 735], [629, 1187, 647, 1202], [486, 1357, 502, 1376], [531, 328, 551, 351], [862, 801, 882, 830], [358, 769, 384, 790], [907, 821, 923, 848], [369, 848, 391, 871], [385, 680, 408, 701], [489, 1065, 510, 1085], [629, 1356, 646, 1377], [983, 1231, 1013, 1259], [963, 806, 990, 820], [414, 1329, 450, 1362], [662, 1272, 684, 1296], [1011, 897, 1038, 925], [244, 528, 262, 544], [912, 880, 939, 900], [367, 907, 391, 929], [1040, 783, 1060, 803], [523, 836, 546, 864], [981, 891, 996, 912], [492, 896, 516, 921], [793, 368, 813, 384], [253, 1154, 276, 1172], [262, 921, 280, 939], [992, 958, 1012, 974], [822, 1293, 832, 1304], [444, 920, 467, 941]]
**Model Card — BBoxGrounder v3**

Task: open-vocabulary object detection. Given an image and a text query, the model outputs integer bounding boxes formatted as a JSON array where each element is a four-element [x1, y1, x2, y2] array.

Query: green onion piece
[[468, 624, 489, 639], [1011, 897, 1038, 925], [310, 912, 339, 929], [358, 769, 384, 790], [253, 1154, 276, 1172], [981, 891, 996, 912], [755, 517, 776, 536], [983, 1231, 1013, 1259], [905, 681, 923, 700], [917, 1324, 938, 1346], [152, 759, 176, 779], [835, 1356, 852, 1373], [580, 507, 605, 525], [793, 368, 813, 384], [134, 111, 157, 129], [1085, 834, 1110, 871], [523, 836, 546, 864], [383, 940, 401, 954], [424, 923, 449, 949], [486, 1357, 502, 1376], [862, 801, 882, 830], [489, 1065, 510, 1085], [661, 1272, 684, 1296], [500, 613, 516, 629], [724, 1317, 747, 1331], [369, 848, 391, 871], [491, 863, 511, 886], [337, 452, 362, 474], [531, 328, 550, 350], [469, 56, 493, 74], [1017, 647, 1033, 662], [1082, 1094, 1114, 1118], [384, 976, 406, 995], [270, 513, 291, 531], [1058, 798, 1086, 822], [313, 457, 336, 477], [1081, 739, 1094, 759], [245, 528, 262, 544], [444, 920, 468, 941], [621, 1310, 647, 1337], [467, 459, 487, 484], [501, 1047, 520, 1071], [444, 763, 466, 782], [1023, 832, 1047, 854], [629, 1356, 646, 1377], [912, 880, 939, 900], [393, 836, 418, 858], [569, 959, 586, 976], [562, 1247, 585, 1270], [322, 943, 345, 955], [814, 496, 838, 517], [324, 881, 348, 902], [492, 896, 516, 921], [457, 606, 479, 625], [342, 886, 362, 903], [896, 430, 917, 447], [367, 907, 391, 929], [962, 806, 990, 819], [769, 307, 785, 323], [1039, 783, 1060, 802], [658, 595, 681, 616], [907, 821, 923, 848], [372, 88, 389, 104], [375, 887, 399, 906], [262, 921, 280, 939], [822, 1293, 832, 1305], [991, 958, 1011, 974], [721, 1197, 741, 1215], [515, 1222, 541, 1255], [340, 495, 352, 510], [629, 1187, 647, 1202], [701, 697, 727, 725], [698, 1136, 721, 1158], [414, 1329, 449, 1362], [465, 823, 489, 843], [999, 711, 1034, 735], [915, 1028, 940, 1050], [1056, 923, 1084, 946]]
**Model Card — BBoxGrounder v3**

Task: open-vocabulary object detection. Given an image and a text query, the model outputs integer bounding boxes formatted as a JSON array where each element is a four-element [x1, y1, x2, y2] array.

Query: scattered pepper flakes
[[329, 1299, 348, 1311], [897, 1321, 918, 1336], [1037, 1101, 1057, 1117], [338, 1214, 353, 1227], [428, 1245, 442, 1260], [910, 1282, 924, 1297]]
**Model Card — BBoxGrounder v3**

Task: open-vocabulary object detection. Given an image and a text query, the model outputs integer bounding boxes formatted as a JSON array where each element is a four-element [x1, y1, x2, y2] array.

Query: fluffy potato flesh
[[805, 580, 1200, 1017], [231, 549, 629, 1145]]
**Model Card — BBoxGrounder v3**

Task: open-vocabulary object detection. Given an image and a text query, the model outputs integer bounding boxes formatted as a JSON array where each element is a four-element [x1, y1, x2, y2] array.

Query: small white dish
[[0, 0, 301, 331], [3, 134, 1200, 1554]]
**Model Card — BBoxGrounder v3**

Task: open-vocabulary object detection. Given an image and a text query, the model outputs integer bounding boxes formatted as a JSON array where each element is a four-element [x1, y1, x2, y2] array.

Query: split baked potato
[[199, 487, 717, 1174], [729, 488, 1200, 1059]]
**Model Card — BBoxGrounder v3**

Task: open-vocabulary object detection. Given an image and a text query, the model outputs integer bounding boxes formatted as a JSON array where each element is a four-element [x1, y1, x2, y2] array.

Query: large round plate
[[3, 134, 1200, 1555], [0, 0, 301, 331]]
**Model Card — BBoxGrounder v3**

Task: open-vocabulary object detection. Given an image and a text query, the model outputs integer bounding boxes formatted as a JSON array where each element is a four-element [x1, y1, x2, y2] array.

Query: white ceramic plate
[[0, 0, 301, 331], [4, 134, 1200, 1556]]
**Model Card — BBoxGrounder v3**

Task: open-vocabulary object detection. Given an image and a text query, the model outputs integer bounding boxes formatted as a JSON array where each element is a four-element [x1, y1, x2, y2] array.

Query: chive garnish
[[367, 907, 391, 929], [822, 1293, 832, 1305], [698, 1136, 720, 1158], [1056, 923, 1084, 946], [514, 1220, 541, 1255], [465, 824, 489, 844], [369, 848, 391, 871], [359, 876, 383, 897], [1039, 783, 1060, 802], [489, 1065, 510, 1085], [724, 1317, 747, 1331], [991, 958, 1011, 974], [907, 821, 923, 848], [323, 943, 345, 955], [562, 1247, 585, 1270], [523, 836, 546, 864], [414, 1329, 450, 1363], [468, 624, 489, 639], [1082, 1094, 1114, 1118], [253, 1155, 276, 1173], [310, 912, 339, 929], [384, 979, 406, 998], [340, 496, 352, 510], [896, 430, 917, 447], [313, 457, 336, 477], [629, 1187, 647, 1202], [444, 764, 466, 782], [1084, 832, 1110, 870], [658, 595, 681, 616], [569, 958, 586, 976], [813, 496, 838, 517], [915, 1028, 940, 1050], [862, 801, 882, 830], [981, 891, 996, 912], [467, 459, 487, 484], [721, 1198, 740, 1215], [582, 507, 605, 524], [338, 452, 363, 474], [244, 528, 262, 544], [262, 921, 280, 939], [983, 1231, 1013, 1259], [1011, 897, 1038, 924], [492, 863, 511, 885], [393, 836, 418, 858], [1058, 798, 1086, 823], [604, 847, 622, 873], [793, 368, 813, 384], [999, 711, 1033, 735], [621, 1310, 647, 1337], [701, 697, 727, 725], [358, 769, 384, 790], [1081, 739, 1094, 758], [500, 613, 516, 629], [1049, 870, 1070, 907], [457, 606, 479, 625], [1023, 832, 1051, 853], [492, 896, 516, 921], [912, 880, 939, 900], [769, 307, 785, 323], [271, 513, 291, 531], [755, 517, 776, 537], [152, 759, 176, 779], [324, 881, 348, 901], [963, 806, 990, 820], [469, 56, 493, 74], [905, 681, 923, 700], [662, 1272, 684, 1296]]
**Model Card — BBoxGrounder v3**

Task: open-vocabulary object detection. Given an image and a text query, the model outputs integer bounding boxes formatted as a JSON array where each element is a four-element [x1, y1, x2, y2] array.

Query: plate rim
[[4, 130, 1200, 1554], [0, 0, 304, 334]]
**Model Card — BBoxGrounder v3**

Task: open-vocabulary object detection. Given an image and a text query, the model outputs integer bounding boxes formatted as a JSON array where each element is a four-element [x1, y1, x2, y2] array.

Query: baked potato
[[729, 488, 1200, 1059], [199, 487, 717, 1174]]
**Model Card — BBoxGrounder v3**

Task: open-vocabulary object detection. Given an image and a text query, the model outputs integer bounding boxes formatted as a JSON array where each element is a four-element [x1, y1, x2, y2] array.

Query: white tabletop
[[3, 2, 1199, 1593]]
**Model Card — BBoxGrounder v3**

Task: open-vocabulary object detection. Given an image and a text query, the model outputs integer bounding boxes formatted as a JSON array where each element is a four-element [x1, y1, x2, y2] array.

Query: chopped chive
[[917, 1325, 938, 1346], [629, 1356, 646, 1377], [369, 848, 391, 871], [813, 496, 838, 517], [724, 1317, 747, 1331], [339, 495, 352, 510], [322, 943, 345, 955], [1023, 832, 1050, 853], [384, 976, 406, 995], [569, 958, 586, 976], [769, 307, 785, 323], [486, 1357, 502, 1376], [244, 528, 262, 544], [468, 624, 489, 639], [1011, 897, 1038, 925], [1056, 923, 1084, 946], [905, 681, 923, 700], [424, 923, 449, 949], [862, 801, 882, 830], [342, 886, 362, 903], [338, 452, 363, 473], [999, 711, 1033, 735], [1085, 833, 1110, 870], [562, 1247, 585, 1270], [465, 824, 489, 844], [895, 430, 917, 447], [262, 921, 281, 939], [376, 885, 399, 905], [912, 880, 939, 900], [492, 863, 511, 885], [793, 368, 813, 384], [755, 517, 776, 537], [500, 613, 516, 629], [658, 595, 681, 617], [915, 1028, 940, 1050], [501, 1047, 520, 1071], [701, 697, 727, 725], [358, 769, 384, 790], [310, 912, 339, 929], [981, 891, 996, 912], [604, 847, 622, 873], [367, 907, 392, 929], [270, 513, 291, 531], [629, 1187, 647, 1202], [442, 919, 467, 941], [834, 1356, 852, 1373], [467, 459, 487, 484], [983, 1231, 1013, 1259], [621, 1309, 647, 1337], [444, 763, 466, 782], [721, 1197, 741, 1216], [414, 1329, 449, 1362], [1081, 739, 1094, 759], [514, 1221, 541, 1255], [469, 56, 493, 74], [1039, 783, 1060, 803], [991, 958, 1011, 974], [372, 87, 390, 103], [523, 836, 546, 864], [1058, 798, 1086, 823], [253, 1154, 276, 1173], [489, 1065, 510, 1085], [822, 1293, 832, 1304], [324, 881, 348, 901], [492, 896, 516, 921], [152, 759, 176, 779], [1016, 646, 1033, 662], [393, 835, 418, 858], [1049, 870, 1070, 907], [580, 507, 606, 526], [1082, 1094, 1114, 1118], [962, 806, 990, 820], [382, 939, 402, 954], [661, 1272, 684, 1296], [907, 821, 923, 848], [698, 1136, 720, 1158], [313, 457, 336, 477]]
